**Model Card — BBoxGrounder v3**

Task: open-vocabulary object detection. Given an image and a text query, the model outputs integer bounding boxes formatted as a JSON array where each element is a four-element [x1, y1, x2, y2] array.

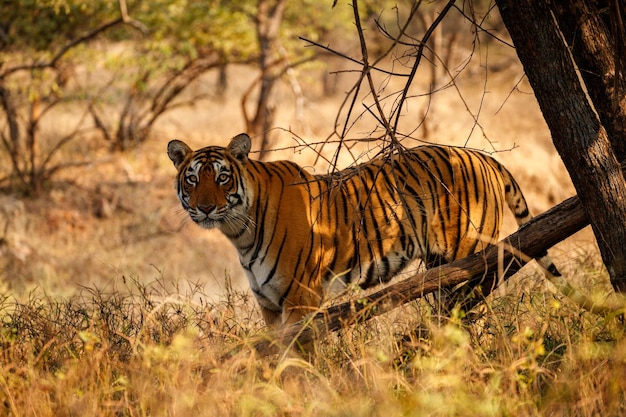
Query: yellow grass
[[0, 275, 624, 416]]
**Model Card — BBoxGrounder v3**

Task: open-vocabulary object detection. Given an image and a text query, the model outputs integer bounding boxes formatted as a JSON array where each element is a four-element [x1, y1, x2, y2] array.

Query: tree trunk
[[549, 0, 626, 163], [496, 0, 626, 292], [245, 0, 286, 159]]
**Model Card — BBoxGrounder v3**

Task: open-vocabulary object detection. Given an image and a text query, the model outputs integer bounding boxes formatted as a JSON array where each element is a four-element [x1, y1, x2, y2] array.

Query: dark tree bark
[[495, 0, 626, 292], [550, 0, 626, 163]]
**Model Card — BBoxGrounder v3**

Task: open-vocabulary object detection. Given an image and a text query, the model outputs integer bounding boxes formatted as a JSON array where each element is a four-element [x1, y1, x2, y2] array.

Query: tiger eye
[[217, 173, 230, 184], [186, 174, 198, 185]]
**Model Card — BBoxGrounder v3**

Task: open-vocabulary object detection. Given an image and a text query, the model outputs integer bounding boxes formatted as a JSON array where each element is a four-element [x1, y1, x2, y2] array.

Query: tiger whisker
[[224, 212, 255, 233]]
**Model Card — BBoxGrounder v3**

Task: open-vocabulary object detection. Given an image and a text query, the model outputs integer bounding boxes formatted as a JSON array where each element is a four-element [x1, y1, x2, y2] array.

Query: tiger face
[[167, 134, 253, 233]]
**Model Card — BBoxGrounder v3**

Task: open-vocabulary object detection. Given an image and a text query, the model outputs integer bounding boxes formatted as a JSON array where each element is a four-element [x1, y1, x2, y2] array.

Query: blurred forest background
[[0, 0, 602, 300]]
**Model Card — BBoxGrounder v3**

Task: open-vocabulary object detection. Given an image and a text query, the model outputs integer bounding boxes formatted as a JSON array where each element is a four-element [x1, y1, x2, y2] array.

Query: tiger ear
[[167, 139, 193, 169], [227, 133, 252, 161]]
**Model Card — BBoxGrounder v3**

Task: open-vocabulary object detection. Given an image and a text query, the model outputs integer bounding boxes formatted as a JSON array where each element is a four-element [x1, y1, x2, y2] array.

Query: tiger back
[[167, 133, 556, 328]]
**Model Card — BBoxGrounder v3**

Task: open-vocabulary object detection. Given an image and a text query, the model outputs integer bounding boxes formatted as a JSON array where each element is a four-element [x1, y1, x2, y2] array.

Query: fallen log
[[250, 195, 622, 356]]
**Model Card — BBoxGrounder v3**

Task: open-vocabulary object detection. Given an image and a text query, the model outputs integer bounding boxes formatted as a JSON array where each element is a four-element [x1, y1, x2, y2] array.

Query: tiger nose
[[197, 204, 215, 215]]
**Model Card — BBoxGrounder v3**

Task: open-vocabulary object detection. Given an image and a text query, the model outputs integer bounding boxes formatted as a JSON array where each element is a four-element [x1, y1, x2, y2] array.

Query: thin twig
[[119, 0, 149, 34], [299, 37, 410, 77], [391, 0, 456, 135]]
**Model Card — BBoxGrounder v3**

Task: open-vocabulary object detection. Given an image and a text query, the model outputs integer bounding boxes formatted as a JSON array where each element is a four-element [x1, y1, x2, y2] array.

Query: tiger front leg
[[259, 305, 283, 329], [280, 283, 324, 328], [260, 304, 316, 357], [258, 277, 325, 354], [278, 288, 325, 355]]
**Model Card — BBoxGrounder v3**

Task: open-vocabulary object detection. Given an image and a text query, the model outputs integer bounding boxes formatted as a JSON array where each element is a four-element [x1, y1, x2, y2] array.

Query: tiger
[[167, 133, 607, 329]]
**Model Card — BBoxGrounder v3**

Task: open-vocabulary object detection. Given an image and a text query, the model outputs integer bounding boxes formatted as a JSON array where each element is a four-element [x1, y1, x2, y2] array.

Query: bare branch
[[391, 0, 456, 135], [0, 86, 20, 153], [1, 1, 147, 80], [0, 18, 124, 80], [89, 102, 113, 143], [0, 130, 26, 188], [119, 0, 149, 35], [39, 111, 92, 175], [352, 0, 394, 143], [299, 37, 410, 77], [451, 3, 514, 48]]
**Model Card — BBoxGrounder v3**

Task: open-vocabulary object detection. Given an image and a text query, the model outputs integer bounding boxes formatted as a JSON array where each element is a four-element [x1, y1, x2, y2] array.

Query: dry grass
[[0, 273, 624, 416]]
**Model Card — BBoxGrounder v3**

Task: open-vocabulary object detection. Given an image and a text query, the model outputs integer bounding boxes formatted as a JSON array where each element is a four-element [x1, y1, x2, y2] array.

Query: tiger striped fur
[[167, 133, 611, 329]]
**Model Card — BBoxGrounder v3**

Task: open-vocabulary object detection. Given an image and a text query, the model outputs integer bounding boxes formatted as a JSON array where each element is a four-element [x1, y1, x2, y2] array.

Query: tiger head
[[167, 133, 253, 232]]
